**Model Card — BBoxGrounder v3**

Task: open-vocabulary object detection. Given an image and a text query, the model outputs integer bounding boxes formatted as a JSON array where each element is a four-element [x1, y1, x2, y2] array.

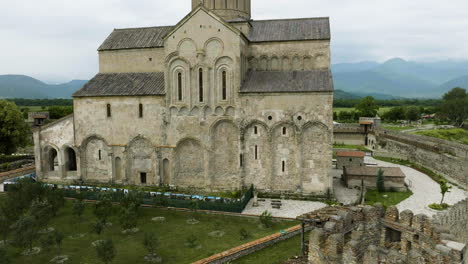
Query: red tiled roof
[[336, 151, 365, 158]]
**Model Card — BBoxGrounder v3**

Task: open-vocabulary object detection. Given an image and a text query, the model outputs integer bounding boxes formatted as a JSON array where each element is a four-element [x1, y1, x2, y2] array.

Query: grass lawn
[[412, 128, 468, 145], [365, 189, 413, 208], [233, 232, 306, 264], [333, 107, 393, 115], [4, 201, 298, 264], [382, 125, 417, 131], [333, 144, 370, 152]]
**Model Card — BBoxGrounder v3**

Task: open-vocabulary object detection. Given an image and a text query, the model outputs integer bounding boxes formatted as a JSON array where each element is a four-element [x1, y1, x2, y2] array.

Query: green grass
[[365, 190, 413, 208], [4, 201, 297, 264], [233, 232, 306, 264], [333, 144, 370, 152], [412, 128, 468, 145], [382, 125, 417, 131]]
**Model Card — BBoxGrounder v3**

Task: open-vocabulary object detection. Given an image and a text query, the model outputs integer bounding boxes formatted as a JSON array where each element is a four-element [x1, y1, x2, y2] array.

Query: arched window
[[283, 127, 287, 135], [139, 103, 143, 118], [236, 0, 239, 8], [48, 148, 58, 171], [254, 126, 258, 135], [199, 68, 204, 102], [222, 70, 227, 100], [106, 104, 111, 117], [254, 145, 258, 160], [177, 72, 183, 101], [282, 161, 286, 172]]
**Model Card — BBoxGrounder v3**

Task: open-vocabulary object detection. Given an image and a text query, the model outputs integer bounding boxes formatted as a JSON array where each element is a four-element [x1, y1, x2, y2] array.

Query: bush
[[428, 203, 450, 211], [143, 232, 158, 254], [239, 228, 251, 240], [95, 239, 116, 264], [259, 211, 273, 228], [186, 235, 198, 248]]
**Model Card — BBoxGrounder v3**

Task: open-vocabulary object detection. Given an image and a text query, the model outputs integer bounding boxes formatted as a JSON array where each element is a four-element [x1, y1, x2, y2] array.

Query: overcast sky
[[1, 0, 468, 83]]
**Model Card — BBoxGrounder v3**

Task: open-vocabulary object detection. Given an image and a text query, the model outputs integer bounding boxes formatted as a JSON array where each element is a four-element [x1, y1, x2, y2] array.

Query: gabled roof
[[240, 70, 334, 94], [73, 73, 165, 97], [344, 167, 406, 178], [97, 17, 330, 51], [248, 17, 330, 42], [336, 151, 366, 158], [98, 26, 173, 51]]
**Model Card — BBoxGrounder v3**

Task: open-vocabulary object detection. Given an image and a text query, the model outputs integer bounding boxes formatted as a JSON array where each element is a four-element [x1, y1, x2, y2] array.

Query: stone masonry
[[298, 205, 467, 264]]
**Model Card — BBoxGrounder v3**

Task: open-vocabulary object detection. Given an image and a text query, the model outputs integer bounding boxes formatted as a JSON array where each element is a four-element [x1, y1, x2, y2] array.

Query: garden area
[[364, 189, 413, 208], [0, 180, 298, 264]]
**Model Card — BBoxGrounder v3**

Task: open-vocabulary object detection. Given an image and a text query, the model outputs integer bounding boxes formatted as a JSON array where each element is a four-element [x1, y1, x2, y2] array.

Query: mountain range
[[1, 58, 467, 99]]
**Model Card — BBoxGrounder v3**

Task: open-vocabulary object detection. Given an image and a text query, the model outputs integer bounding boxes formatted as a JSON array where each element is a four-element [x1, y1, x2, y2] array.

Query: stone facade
[[298, 205, 467, 264], [343, 166, 407, 192], [336, 151, 365, 170], [33, 1, 334, 196]]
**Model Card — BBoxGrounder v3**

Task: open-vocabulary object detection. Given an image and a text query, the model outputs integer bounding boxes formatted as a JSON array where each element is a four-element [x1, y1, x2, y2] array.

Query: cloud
[[0, 0, 467, 82]]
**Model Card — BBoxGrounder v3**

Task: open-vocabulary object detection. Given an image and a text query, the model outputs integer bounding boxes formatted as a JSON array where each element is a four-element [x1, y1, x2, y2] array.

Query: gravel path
[[242, 198, 327, 219], [365, 157, 467, 217]]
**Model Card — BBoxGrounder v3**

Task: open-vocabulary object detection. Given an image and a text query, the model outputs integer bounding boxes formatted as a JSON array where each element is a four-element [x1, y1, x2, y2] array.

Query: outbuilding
[[343, 166, 406, 191], [336, 151, 365, 169]]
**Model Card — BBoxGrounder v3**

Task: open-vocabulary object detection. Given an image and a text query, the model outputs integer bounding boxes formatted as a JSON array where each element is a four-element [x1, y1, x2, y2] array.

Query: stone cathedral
[[33, 0, 334, 196]]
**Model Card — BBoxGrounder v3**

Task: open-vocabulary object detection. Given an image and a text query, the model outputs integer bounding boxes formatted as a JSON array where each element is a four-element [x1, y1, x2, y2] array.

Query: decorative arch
[[292, 55, 302, 71], [225, 106, 235, 116], [248, 57, 258, 70], [43, 144, 60, 173], [210, 119, 240, 189], [304, 56, 313, 70], [204, 37, 224, 59], [177, 38, 197, 58], [126, 136, 157, 185], [81, 135, 110, 182], [270, 56, 280, 71], [259, 56, 268, 71], [174, 138, 205, 188], [214, 56, 233, 102], [241, 120, 270, 138], [281, 56, 290, 71], [62, 145, 78, 172], [243, 120, 270, 189]]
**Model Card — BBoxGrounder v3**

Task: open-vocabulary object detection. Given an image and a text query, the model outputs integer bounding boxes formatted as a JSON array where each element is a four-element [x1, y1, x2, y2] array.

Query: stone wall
[[375, 129, 468, 189], [301, 205, 467, 264], [433, 199, 468, 245]]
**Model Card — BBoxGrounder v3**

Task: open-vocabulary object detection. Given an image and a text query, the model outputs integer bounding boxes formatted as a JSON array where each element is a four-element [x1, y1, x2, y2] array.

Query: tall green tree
[[11, 214, 40, 251], [47, 106, 73, 119], [355, 96, 380, 117], [0, 100, 30, 154], [405, 106, 421, 122], [376, 169, 385, 193], [382, 106, 406, 122], [439, 87, 468, 127]]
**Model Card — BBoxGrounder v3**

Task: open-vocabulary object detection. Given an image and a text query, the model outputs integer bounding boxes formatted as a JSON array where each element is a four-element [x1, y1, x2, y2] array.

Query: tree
[[439, 180, 452, 205], [405, 106, 420, 122], [0, 208, 11, 242], [92, 220, 105, 236], [355, 96, 379, 117], [11, 215, 40, 251], [376, 168, 385, 193], [0, 100, 30, 154], [54, 231, 64, 250], [333, 112, 338, 121], [94, 195, 113, 224], [47, 106, 73, 119], [186, 235, 198, 248], [439, 87, 468, 127], [143, 232, 158, 255], [259, 211, 273, 228], [382, 106, 406, 122], [95, 239, 116, 264], [118, 207, 137, 230], [39, 232, 55, 251], [72, 199, 85, 220], [0, 246, 11, 264]]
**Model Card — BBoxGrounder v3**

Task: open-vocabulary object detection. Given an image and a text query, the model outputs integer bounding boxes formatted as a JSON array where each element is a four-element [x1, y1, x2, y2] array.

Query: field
[[412, 128, 468, 145], [333, 107, 393, 115], [3, 200, 298, 264]]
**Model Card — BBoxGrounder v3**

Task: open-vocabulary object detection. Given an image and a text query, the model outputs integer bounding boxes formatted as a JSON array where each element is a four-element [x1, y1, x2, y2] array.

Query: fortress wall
[[433, 199, 468, 244], [375, 130, 468, 189]]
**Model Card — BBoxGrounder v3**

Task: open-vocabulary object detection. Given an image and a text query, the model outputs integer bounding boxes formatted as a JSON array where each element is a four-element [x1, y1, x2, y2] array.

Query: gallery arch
[[64, 147, 77, 172]]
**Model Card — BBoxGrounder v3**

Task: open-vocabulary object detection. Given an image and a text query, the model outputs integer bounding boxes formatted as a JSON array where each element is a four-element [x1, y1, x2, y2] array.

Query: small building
[[336, 151, 365, 169], [343, 166, 406, 191], [28, 112, 50, 126]]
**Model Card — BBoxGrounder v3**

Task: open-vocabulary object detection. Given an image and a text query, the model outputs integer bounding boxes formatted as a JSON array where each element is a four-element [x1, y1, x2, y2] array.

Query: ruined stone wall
[[375, 130, 468, 189], [433, 199, 468, 245], [306, 205, 467, 264]]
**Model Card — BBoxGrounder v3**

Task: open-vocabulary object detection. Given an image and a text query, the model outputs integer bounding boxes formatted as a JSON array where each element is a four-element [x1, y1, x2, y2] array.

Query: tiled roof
[[248, 18, 330, 42], [98, 26, 173, 51], [344, 167, 406, 177], [97, 18, 330, 51], [336, 151, 366, 158], [73, 73, 165, 97], [240, 70, 333, 93]]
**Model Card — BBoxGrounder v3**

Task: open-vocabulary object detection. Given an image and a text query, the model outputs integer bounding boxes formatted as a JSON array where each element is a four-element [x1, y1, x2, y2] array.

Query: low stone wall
[[375, 130, 467, 189], [0, 165, 36, 183], [192, 225, 312, 264]]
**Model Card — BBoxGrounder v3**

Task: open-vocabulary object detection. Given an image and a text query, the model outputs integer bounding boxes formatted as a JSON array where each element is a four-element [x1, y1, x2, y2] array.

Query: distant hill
[[334, 89, 360, 100], [0, 75, 87, 99], [332, 58, 468, 98]]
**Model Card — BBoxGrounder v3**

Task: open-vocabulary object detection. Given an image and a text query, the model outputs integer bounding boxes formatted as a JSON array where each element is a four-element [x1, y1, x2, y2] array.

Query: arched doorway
[[115, 157, 122, 182], [65, 147, 77, 171], [162, 159, 170, 185], [49, 148, 58, 171]]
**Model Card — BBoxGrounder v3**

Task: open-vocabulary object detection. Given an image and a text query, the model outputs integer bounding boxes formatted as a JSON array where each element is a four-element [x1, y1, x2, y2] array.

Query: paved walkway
[[242, 198, 327, 218], [365, 157, 467, 217]]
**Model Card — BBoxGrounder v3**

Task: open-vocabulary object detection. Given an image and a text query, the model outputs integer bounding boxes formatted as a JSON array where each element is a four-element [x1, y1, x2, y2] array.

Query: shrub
[[428, 203, 450, 211], [95, 239, 116, 264], [92, 221, 105, 236], [143, 232, 158, 254], [239, 228, 251, 240], [72, 199, 85, 219], [186, 235, 198, 248], [259, 211, 273, 228]]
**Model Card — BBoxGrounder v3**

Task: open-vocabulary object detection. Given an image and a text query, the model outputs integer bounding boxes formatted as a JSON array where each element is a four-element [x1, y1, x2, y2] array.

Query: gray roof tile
[[97, 18, 330, 51], [248, 18, 331, 42], [240, 70, 334, 93], [73, 73, 165, 97], [98, 26, 173, 51]]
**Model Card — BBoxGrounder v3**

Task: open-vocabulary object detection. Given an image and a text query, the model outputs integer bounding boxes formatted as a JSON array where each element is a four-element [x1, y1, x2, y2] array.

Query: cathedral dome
[[192, 0, 251, 21]]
